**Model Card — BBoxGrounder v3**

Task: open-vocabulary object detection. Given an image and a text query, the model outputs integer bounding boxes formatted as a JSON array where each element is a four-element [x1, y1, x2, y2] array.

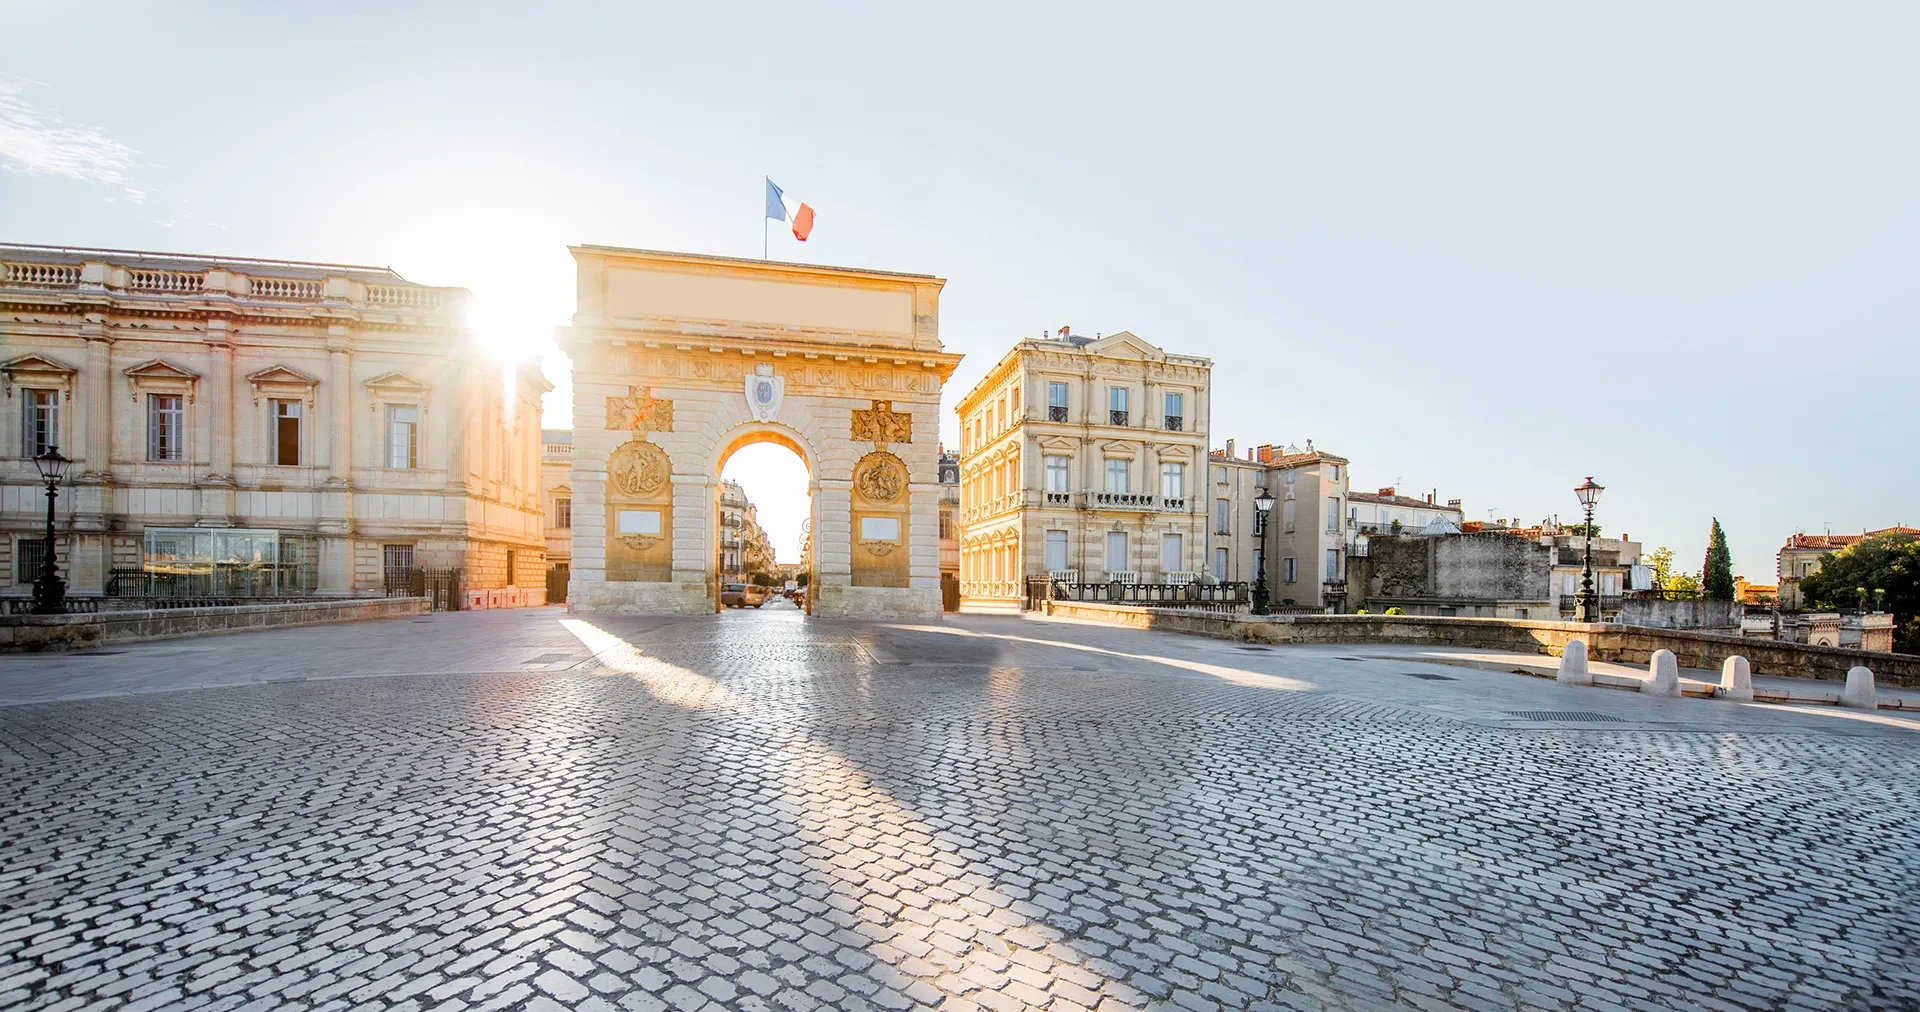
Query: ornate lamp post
[[1573, 476, 1604, 623], [1252, 487, 1275, 615], [32, 446, 71, 615]]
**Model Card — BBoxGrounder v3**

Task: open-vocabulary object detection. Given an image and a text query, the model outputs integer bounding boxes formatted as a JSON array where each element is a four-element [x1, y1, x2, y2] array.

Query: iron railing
[[108, 565, 318, 599], [384, 567, 465, 611], [1110, 410, 1129, 426], [1164, 415, 1182, 432], [1029, 577, 1249, 612], [4, 597, 102, 615], [1048, 406, 1069, 422]]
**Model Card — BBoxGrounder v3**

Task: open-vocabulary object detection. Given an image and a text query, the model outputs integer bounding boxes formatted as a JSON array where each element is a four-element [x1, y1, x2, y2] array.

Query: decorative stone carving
[[860, 540, 897, 557], [853, 451, 908, 504], [619, 534, 661, 551], [608, 439, 670, 498], [744, 363, 784, 421], [606, 386, 674, 432], [850, 400, 912, 444]]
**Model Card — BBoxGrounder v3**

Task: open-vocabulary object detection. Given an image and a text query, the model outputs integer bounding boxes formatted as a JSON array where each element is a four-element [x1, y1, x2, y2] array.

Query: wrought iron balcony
[[1164, 415, 1183, 432], [1048, 406, 1069, 423], [1109, 410, 1129, 426]]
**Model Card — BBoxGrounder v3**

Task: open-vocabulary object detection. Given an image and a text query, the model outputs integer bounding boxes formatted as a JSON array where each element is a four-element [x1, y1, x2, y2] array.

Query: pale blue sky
[[3, 2, 1915, 578]]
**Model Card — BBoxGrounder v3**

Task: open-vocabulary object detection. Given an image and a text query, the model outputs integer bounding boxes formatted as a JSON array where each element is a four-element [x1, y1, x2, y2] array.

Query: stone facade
[[954, 329, 1211, 610], [1776, 526, 1919, 609], [1254, 444, 1351, 610], [557, 246, 960, 618], [0, 244, 548, 604], [1346, 531, 1552, 618]]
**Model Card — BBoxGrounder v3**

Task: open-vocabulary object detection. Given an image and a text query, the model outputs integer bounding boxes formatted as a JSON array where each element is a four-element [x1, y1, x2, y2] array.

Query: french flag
[[764, 177, 816, 241]]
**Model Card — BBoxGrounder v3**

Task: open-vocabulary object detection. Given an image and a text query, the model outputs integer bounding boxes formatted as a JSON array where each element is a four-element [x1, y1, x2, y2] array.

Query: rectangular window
[[1044, 455, 1071, 493], [1325, 549, 1340, 581], [505, 549, 517, 587], [1213, 465, 1227, 484], [1160, 462, 1184, 499], [1163, 392, 1183, 431], [22, 389, 58, 458], [147, 394, 183, 461], [1160, 533, 1183, 572], [1327, 496, 1341, 533], [1252, 548, 1263, 579], [859, 516, 901, 542], [1213, 547, 1228, 581], [16, 537, 49, 584], [1282, 498, 1296, 533], [1108, 386, 1129, 426], [1048, 381, 1069, 422], [1104, 530, 1128, 572], [1253, 505, 1267, 536], [383, 544, 415, 577], [1045, 530, 1069, 571], [938, 511, 953, 539], [1105, 458, 1129, 494], [1284, 469, 1296, 486], [1281, 556, 1298, 583], [388, 406, 419, 468], [1214, 498, 1230, 534], [272, 399, 301, 465], [555, 497, 572, 529]]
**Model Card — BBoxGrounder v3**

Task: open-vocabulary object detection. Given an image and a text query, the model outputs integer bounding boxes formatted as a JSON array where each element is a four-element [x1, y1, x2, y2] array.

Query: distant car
[[720, 583, 768, 608]]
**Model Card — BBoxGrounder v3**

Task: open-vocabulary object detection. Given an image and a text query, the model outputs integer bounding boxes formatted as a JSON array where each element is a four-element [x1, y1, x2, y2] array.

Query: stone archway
[[559, 246, 962, 619]]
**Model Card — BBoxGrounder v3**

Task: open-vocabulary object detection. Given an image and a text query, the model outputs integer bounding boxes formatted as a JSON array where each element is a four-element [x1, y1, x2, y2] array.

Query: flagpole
[[764, 216, 769, 260]]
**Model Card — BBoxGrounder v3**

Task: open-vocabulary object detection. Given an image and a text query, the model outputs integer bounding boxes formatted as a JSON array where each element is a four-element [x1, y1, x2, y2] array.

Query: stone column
[[318, 326, 355, 595], [206, 326, 234, 480], [83, 328, 111, 478]]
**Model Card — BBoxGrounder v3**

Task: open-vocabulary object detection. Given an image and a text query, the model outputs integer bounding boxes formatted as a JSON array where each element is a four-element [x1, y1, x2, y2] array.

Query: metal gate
[[546, 564, 569, 604], [384, 567, 465, 611]]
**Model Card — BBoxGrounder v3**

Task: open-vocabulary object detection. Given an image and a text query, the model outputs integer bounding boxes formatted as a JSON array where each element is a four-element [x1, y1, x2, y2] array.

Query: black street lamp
[[1252, 487, 1275, 615], [1573, 476, 1604, 623], [32, 446, 71, 615]]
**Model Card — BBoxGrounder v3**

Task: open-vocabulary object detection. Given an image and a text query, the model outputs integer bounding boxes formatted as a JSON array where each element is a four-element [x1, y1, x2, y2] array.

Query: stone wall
[[1038, 601, 1920, 686], [1350, 533, 1549, 608], [1615, 598, 1740, 629], [1, 597, 431, 652]]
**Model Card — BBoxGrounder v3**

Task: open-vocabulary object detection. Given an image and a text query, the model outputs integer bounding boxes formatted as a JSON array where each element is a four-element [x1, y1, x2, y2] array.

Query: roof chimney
[[1380, 487, 1395, 497], [1256, 444, 1273, 464], [1225, 438, 1235, 459], [1057, 325, 1071, 339], [1447, 498, 1462, 509], [1427, 491, 1435, 505]]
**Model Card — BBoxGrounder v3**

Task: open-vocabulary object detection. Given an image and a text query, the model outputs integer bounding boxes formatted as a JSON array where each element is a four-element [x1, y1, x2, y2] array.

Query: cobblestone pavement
[[2, 607, 1917, 1011]]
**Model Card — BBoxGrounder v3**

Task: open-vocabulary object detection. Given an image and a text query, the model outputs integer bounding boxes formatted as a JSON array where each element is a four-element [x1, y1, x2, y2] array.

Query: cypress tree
[[1703, 518, 1736, 601]]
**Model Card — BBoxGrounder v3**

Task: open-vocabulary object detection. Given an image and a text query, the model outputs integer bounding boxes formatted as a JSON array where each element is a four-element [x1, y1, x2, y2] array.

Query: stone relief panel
[[606, 386, 674, 432], [850, 449, 910, 588], [850, 400, 913, 445], [605, 438, 674, 582]]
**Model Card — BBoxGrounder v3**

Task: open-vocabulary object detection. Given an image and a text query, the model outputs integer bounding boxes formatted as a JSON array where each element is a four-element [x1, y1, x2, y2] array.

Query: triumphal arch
[[558, 246, 961, 618]]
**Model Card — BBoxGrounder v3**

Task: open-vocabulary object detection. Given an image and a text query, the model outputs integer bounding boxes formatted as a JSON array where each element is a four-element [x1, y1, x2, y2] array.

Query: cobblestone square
[[2, 608, 1916, 1011]]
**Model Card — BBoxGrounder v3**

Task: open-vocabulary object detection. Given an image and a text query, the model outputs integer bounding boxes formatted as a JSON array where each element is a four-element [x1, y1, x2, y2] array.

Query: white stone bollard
[[1719, 656, 1753, 702], [1643, 649, 1681, 697], [1556, 639, 1592, 685], [1841, 666, 1878, 710]]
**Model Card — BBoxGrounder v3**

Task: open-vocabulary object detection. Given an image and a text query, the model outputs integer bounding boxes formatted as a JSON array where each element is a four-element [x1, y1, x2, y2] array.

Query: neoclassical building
[[955, 329, 1212, 610], [0, 243, 549, 605]]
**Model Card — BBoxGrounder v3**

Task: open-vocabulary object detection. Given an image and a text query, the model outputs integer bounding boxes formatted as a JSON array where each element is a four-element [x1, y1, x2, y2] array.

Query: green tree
[[1702, 519, 1736, 602], [1800, 531, 1920, 653], [1563, 522, 1601, 538], [1644, 546, 1702, 594]]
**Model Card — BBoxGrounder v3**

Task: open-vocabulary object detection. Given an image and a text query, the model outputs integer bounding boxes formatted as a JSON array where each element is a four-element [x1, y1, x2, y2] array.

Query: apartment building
[[0, 243, 549, 606], [955, 329, 1211, 610]]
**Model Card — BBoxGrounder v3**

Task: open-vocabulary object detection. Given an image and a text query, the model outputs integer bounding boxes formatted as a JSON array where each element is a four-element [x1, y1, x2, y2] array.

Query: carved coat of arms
[[745, 363, 784, 422]]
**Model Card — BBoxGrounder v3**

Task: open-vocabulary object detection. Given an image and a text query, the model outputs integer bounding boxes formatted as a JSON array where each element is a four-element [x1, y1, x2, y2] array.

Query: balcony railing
[[1159, 497, 1187, 512], [108, 565, 319, 599], [1030, 577, 1249, 612], [1164, 416, 1183, 432], [1559, 595, 1624, 614], [1093, 492, 1154, 509], [1048, 406, 1069, 422], [1110, 410, 1129, 426], [1044, 491, 1073, 506]]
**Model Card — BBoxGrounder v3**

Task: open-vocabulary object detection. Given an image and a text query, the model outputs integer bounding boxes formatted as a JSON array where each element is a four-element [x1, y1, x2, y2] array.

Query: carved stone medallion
[[860, 540, 897, 557], [606, 386, 674, 432], [608, 439, 670, 498], [853, 451, 908, 504], [850, 400, 912, 444]]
